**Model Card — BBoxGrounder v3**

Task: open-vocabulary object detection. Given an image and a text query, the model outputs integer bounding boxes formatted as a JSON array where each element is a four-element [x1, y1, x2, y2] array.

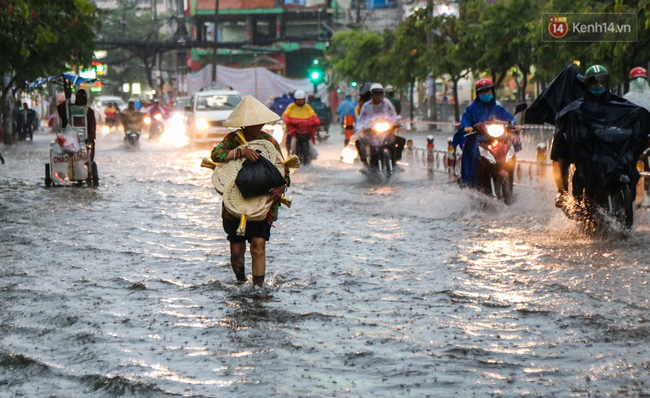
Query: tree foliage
[[326, 29, 391, 84], [326, 0, 650, 108], [0, 0, 101, 99]]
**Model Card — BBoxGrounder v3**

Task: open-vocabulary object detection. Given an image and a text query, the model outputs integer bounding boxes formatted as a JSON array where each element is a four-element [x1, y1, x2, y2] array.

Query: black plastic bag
[[235, 150, 286, 198]]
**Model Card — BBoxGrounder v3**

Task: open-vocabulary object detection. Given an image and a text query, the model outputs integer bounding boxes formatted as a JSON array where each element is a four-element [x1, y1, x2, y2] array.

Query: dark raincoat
[[525, 65, 650, 197]]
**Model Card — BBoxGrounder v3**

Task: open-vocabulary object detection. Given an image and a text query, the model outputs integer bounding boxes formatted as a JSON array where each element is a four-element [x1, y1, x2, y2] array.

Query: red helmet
[[629, 67, 647, 79], [476, 78, 494, 92]]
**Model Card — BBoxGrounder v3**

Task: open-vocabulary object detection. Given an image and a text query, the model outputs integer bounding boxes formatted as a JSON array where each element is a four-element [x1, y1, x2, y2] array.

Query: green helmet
[[585, 64, 609, 79], [584, 64, 610, 90]]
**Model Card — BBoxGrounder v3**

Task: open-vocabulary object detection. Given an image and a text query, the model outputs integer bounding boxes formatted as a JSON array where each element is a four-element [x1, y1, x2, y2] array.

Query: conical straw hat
[[223, 180, 272, 221], [211, 160, 239, 195], [223, 95, 280, 128]]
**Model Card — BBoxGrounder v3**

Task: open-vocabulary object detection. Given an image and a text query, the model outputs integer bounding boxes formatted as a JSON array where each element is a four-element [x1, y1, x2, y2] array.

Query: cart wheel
[[45, 163, 51, 187], [91, 162, 99, 186]]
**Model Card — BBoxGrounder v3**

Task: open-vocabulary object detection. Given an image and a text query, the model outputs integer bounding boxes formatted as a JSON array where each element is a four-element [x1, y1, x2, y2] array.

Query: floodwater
[[1, 126, 649, 397]]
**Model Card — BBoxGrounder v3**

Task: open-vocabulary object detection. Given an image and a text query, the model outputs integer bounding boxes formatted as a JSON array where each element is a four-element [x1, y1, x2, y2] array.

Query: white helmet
[[385, 84, 394, 93], [294, 90, 306, 100], [370, 83, 384, 93], [537, 143, 547, 149]]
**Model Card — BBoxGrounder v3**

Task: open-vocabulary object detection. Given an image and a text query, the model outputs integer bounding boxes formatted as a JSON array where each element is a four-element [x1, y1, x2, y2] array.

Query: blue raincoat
[[452, 98, 516, 187]]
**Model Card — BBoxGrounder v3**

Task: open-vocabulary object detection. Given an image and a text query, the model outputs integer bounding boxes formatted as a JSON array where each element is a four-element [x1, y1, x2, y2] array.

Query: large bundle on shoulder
[[200, 95, 300, 236]]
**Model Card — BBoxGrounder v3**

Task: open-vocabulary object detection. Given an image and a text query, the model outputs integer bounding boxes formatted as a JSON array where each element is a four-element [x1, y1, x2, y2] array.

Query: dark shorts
[[223, 218, 272, 243]]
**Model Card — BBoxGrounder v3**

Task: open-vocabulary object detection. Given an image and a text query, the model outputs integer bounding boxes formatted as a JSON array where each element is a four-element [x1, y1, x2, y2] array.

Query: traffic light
[[308, 58, 325, 85], [310, 69, 323, 83], [351, 81, 357, 87]]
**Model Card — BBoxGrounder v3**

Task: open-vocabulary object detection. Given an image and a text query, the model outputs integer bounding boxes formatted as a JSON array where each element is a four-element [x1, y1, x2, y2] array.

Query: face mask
[[631, 78, 647, 90], [589, 87, 606, 95], [478, 93, 493, 103]]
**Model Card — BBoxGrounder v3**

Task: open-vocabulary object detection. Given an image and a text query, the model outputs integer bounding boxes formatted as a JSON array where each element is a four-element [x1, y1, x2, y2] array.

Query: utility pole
[[175, 0, 188, 96], [356, 0, 361, 24], [427, 0, 437, 123], [152, 0, 164, 104], [211, 0, 219, 86]]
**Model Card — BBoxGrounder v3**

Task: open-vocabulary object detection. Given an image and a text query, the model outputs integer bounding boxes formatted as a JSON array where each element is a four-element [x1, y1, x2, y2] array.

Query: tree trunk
[[520, 66, 528, 102], [453, 78, 460, 122], [409, 78, 415, 130], [1, 76, 19, 145]]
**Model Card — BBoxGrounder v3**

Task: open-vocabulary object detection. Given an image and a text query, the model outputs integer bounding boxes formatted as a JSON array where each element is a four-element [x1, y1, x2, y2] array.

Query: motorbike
[[292, 129, 315, 167], [469, 120, 519, 205], [356, 119, 399, 178], [316, 121, 330, 143], [557, 140, 643, 231], [145, 112, 165, 139], [125, 129, 141, 149], [105, 113, 120, 131]]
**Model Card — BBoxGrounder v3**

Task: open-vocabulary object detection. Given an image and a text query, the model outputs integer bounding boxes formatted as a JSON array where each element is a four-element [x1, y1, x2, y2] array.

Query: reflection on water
[[0, 131, 648, 396]]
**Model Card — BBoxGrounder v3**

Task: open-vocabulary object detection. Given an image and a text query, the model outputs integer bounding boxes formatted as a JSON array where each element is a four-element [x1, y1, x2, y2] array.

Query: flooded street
[[1, 128, 649, 397]]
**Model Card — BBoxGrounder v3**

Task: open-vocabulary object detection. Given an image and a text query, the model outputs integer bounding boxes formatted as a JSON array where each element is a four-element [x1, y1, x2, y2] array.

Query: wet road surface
[[1, 128, 649, 397]]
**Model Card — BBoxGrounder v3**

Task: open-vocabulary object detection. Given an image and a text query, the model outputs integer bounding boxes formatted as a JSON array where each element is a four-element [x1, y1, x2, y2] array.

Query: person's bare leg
[[230, 241, 246, 282], [250, 237, 266, 286]]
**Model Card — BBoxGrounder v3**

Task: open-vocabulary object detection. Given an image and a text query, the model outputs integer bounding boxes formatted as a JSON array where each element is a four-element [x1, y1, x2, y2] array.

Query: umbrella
[[26, 73, 99, 92]]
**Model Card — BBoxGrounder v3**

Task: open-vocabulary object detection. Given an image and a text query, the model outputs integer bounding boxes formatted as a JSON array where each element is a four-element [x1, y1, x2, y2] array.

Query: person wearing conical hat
[[210, 95, 287, 287]]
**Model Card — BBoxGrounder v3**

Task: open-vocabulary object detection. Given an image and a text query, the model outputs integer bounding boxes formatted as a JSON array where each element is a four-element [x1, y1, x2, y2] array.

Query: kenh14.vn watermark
[[542, 13, 636, 42]]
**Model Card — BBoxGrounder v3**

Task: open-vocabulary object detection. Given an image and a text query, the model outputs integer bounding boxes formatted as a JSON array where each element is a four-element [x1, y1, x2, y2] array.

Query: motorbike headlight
[[101, 125, 110, 135], [195, 119, 209, 130], [144, 116, 151, 124], [154, 113, 163, 121], [486, 124, 505, 138], [373, 122, 391, 133]]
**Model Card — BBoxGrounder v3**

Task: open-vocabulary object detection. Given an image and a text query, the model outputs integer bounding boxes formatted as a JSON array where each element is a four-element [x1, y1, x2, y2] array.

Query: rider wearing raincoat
[[354, 83, 403, 165], [453, 79, 521, 187], [623, 67, 650, 111], [282, 90, 320, 156]]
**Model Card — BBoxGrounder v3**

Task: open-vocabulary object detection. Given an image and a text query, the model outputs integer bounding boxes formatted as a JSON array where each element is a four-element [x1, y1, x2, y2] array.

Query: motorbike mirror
[[514, 102, 528, 115]]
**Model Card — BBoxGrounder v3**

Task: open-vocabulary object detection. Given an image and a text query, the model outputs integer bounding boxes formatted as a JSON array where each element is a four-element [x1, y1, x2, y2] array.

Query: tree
[[427, 11, 474, 121], [0, 0, 101, 144], [98, 0, 178, 98], [326, 30, 390, 85], [386, 12, 430, 124]]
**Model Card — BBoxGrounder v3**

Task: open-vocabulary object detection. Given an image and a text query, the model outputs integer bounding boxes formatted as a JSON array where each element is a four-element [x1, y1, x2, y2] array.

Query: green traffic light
[[311, 71, 321, 80], [313, 59, 319, 65], [351, 81, 357, 87]]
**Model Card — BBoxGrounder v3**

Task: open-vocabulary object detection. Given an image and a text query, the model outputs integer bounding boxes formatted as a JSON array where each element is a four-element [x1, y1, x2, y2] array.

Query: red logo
[[548, 16, 568, 39]]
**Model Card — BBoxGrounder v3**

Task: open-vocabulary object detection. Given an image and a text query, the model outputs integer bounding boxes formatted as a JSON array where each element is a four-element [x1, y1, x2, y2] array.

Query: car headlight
[[195, 118, 209, 130], [486, 124, 505, 138]]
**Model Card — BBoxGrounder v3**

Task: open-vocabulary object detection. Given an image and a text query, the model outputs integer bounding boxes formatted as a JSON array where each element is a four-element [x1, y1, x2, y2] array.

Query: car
[[187, 88, 242, 145], [92, 95, 127, 123]]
